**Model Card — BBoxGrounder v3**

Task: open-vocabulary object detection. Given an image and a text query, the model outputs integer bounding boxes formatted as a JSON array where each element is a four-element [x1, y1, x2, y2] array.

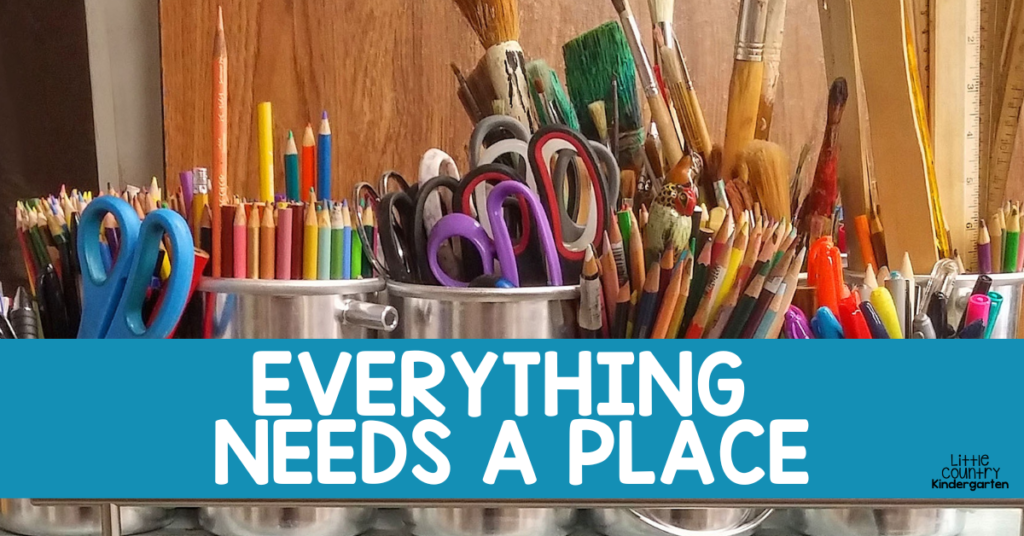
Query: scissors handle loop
[[428, 213, 496, 288], [76, 196, 142, 338]]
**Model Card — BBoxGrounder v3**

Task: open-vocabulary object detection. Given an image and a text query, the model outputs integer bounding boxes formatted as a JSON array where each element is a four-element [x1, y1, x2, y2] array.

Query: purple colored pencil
[[978, 220, 992, 275], [180, 171, 194, 221]]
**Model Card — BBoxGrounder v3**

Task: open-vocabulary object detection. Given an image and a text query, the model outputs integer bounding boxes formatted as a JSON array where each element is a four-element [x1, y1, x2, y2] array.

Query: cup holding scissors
[[77, 196, 194, 339]]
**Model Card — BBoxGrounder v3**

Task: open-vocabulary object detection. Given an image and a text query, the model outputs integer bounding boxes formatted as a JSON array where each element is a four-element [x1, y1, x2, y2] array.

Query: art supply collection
[[2, 0, 1023, 340]]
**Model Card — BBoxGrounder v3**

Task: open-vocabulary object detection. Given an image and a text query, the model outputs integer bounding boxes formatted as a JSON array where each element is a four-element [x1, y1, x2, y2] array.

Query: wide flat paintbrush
[[609, 0, 685, 168], [564, 22, 644, 169], [737, 140, 791, 223], [721, 0, 770, 178], [451, 0, 535, 129]]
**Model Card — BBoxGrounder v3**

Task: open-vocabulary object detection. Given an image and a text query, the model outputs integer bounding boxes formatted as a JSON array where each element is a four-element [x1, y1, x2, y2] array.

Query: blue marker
[[811, 306, 845, 339]]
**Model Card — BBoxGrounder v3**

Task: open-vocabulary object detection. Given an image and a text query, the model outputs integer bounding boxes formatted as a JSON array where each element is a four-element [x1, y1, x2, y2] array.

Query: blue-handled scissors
[[77, 196, 194, 339]]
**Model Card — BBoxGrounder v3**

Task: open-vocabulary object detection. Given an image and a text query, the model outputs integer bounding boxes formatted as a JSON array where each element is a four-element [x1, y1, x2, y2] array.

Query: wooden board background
[[159, 0, 829, 200]]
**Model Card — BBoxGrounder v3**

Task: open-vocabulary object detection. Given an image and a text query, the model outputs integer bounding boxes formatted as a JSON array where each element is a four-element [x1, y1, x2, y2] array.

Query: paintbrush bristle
[[563, 21, 642, 139], [648, 0, 675, 24], [451, 0, 520, 47], [738, 140, 792, 223]]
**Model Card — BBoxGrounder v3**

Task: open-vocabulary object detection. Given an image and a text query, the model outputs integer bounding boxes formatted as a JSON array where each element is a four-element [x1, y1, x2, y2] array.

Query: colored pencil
[[292, 202, 304, 280], [247, 204, 260, 279], [260, 204, 276, 279], [317, 112, 332, 201], [330, 204, 344, 280], [579, 246, 603, 338], [978, 220, 992, 275], [284, 131, 300, 201], [233, 205, 247, 279], [303, 200, 318, 280], [350, 204, 363, 279], [599, 235, 619, 330], [257, 102, 274, 204], [301, 125, 316, 197], [342, 201, 353, 280], [318, 206, 332, 280], [634, 263, 662, 339], [276, 206, 293, 280], [652, 257, 686, 339], [1004, 207, 1019, 273], [212, 7, 228, 278]]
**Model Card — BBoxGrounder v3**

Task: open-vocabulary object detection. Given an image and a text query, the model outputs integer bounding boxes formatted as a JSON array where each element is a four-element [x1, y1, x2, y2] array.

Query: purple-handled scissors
[[428, 181, 563, 288]]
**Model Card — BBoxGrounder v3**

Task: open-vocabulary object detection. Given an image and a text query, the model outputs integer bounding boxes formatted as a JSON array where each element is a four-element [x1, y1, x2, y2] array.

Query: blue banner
[[0, 340, 1020, 500]]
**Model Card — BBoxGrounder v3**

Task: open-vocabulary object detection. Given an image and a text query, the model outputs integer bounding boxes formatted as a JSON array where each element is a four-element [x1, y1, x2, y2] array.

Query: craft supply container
[[199, 507, 376, 536], [590, 508, 772, 536], [384, 282, 579, 339], [827, 271, 1024, 339], [199, 278, 398, 339], [786, 508, 966, 536], [197, 279, 391, 536], [405, 508, 577, 536], [0, 500, 171, 536]]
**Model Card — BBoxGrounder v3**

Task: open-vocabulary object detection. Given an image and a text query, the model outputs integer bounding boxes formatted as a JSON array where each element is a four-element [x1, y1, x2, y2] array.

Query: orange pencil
[[652, 257, 687, 339], [211, 6, 228, 278]]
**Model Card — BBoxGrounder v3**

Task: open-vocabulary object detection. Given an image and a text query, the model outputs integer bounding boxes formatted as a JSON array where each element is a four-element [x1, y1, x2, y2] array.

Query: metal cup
[[787, 508, 965, 536], [384, 281, 579, 339], [405, 508, 576, 536], [0, 500, 170, 536], [199, 507, 376, 536], [199, 278, 398, 339], [591, 508, 772, 536]]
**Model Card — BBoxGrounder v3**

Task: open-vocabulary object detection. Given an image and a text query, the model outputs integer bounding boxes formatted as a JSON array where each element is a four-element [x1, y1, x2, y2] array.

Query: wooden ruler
[[911, 0, 932, 115], [933, 0, 982, 270], [987, 0, 1024, 217]]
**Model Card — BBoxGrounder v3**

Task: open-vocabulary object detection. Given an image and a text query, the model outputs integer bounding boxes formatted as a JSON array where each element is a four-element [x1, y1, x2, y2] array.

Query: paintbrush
[[737, 140, 791, 223], [609, 0, 685, 167], [659, 32, 713, 161], [797, 77, 849, 239], [451, 0, 535, 129], [721, 0, 770, 178], [754, 0, 787, 140], [527, 59, 580, 130], [564, 22, 645, 169]]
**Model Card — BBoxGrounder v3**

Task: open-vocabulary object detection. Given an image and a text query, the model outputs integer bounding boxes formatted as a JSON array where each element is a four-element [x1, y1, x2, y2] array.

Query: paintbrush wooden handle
[[484, 41, 536, 130], [722, 59, 764, 180], [648, 93, 685, 168], [661, 46, 713, 159]]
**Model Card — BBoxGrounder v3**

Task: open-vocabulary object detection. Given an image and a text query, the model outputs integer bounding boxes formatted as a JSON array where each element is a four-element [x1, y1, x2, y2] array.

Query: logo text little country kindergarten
[[932, 455, 1009, 491]]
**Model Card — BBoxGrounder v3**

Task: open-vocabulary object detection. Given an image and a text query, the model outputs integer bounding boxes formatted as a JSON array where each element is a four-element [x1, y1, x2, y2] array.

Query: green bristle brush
[[563, 21, 645, 170], [527, 60, 580, 130]]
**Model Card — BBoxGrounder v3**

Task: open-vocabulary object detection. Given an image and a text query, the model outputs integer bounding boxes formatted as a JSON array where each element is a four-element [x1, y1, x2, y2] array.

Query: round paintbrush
[[737, 140, 791, 223], [451, 0, 535, 130]]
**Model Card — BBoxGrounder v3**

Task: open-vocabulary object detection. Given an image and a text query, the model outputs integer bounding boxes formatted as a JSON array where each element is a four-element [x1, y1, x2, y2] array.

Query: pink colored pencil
[[233, 204, 248, 278], [277, 207, 293, 279]]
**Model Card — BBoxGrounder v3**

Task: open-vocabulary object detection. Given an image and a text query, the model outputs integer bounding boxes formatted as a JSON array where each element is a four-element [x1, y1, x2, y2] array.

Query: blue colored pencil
[[317, 111, 332, 201]]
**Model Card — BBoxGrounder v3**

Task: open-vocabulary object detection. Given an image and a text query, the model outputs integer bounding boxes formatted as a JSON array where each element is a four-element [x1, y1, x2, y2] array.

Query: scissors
[[470, 121, 610, 282], [77, 195, 194, 339], [428, 180, 562, 287]]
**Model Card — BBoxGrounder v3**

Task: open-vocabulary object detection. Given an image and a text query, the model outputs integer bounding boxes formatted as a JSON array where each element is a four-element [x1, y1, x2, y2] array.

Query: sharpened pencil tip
[[322, 110, 328, 120]]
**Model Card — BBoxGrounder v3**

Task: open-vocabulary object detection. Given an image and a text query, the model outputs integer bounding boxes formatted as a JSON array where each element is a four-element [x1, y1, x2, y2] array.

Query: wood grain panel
[[159, 0, 826, 200]]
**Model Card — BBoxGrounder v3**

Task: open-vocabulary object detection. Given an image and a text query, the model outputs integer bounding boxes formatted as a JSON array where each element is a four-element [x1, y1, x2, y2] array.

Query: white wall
[[84, 0, 164, 191]]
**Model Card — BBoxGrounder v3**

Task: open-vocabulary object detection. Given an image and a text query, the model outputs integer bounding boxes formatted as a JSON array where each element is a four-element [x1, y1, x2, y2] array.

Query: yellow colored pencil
[[257, 102, 274, 203]]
